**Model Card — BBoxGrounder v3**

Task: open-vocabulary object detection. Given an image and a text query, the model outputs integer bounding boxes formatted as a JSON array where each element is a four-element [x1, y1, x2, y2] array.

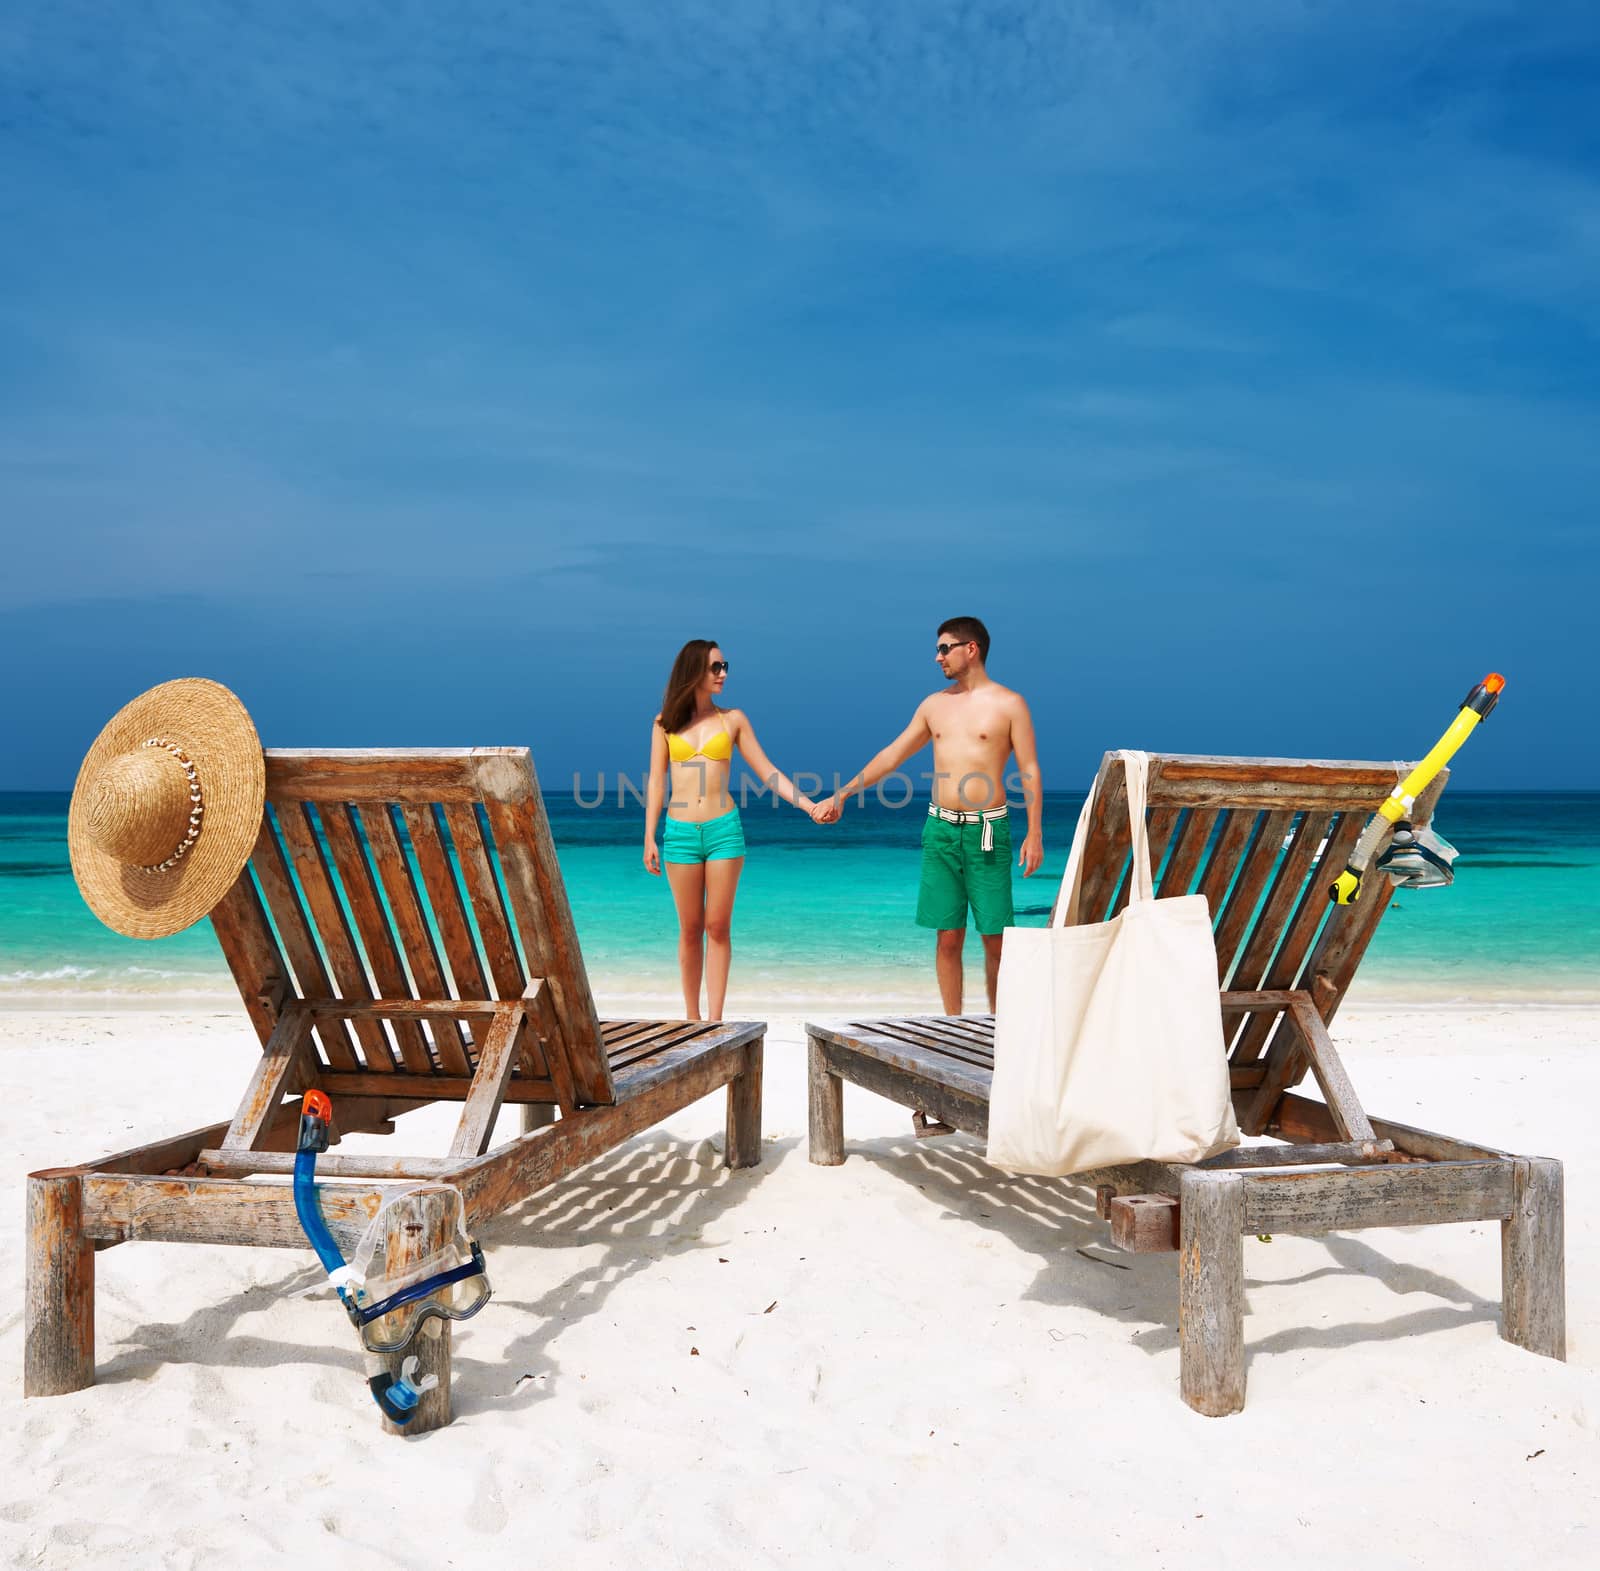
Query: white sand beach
[[3, 1005, 1596, 1570]]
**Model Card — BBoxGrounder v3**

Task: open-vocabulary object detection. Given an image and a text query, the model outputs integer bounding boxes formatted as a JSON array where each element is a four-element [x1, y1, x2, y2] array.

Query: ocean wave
[[1, 957, 1592, 1014], [0, 961, 235, 1001]]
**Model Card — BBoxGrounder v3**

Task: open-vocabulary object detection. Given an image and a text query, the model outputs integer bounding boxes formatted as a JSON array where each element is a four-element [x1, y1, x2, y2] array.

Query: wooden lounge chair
[[805, 752, 1565, 1415], [25, 748, 764, 1431]]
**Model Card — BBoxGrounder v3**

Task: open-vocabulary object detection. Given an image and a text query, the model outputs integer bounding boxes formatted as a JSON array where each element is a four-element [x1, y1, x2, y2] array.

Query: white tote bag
[[986, 750, 1239, 1176]]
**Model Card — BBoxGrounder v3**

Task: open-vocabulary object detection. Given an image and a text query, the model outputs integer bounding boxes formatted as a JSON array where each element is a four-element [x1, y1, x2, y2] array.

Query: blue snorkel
[[292, 1090, 489, 1425], [293, 1092, 352, 1289]]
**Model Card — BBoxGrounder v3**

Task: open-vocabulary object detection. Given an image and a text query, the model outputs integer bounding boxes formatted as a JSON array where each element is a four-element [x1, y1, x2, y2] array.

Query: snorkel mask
[[343, 1189, 493, 1354], [292, 1092, 492, 1419], [1375, 821, 1459, 890]]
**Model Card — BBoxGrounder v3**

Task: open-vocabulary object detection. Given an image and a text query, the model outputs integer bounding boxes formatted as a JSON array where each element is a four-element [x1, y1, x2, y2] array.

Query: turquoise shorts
[[662, 808, 747, 865]]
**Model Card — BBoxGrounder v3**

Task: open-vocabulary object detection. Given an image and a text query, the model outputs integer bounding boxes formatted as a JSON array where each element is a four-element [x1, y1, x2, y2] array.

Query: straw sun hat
[[68, 678, 266, 939]]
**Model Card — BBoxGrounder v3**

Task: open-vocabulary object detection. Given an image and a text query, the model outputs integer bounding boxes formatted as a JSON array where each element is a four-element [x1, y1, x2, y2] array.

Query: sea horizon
[[5, 786, 1597, 1014]]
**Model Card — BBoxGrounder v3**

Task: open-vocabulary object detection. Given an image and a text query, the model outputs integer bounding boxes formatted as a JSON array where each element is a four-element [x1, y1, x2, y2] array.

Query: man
[[820, 616, 1043, 1014]]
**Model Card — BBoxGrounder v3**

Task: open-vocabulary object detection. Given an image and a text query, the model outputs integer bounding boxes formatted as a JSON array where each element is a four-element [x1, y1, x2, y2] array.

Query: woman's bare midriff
[[666, 761, 736, 823]]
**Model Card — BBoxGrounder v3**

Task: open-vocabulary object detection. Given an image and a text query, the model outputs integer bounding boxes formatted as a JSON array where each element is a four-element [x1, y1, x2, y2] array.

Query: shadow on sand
[[851, 1128, 1499, 1364], [94, 1128, 789, 1421]]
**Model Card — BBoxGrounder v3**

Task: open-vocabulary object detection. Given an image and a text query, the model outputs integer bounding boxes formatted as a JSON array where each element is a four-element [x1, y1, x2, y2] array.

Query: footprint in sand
[[467, 1468, 510, 1535]]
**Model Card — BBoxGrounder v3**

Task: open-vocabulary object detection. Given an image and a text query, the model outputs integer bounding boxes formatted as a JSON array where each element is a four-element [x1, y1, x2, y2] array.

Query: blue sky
[[3, 1, 1597, 793]]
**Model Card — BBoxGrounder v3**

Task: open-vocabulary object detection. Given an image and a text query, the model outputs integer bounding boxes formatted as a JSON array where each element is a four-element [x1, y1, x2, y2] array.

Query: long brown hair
[[658, 639, 719, 736]]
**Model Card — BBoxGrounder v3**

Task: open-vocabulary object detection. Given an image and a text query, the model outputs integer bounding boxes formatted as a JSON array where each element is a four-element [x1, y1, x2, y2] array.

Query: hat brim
[[68, 678, 265, 939]]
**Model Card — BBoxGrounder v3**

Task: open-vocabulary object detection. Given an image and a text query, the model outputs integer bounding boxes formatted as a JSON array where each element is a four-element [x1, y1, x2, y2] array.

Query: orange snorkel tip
[[1463, 672, 1505, 720]]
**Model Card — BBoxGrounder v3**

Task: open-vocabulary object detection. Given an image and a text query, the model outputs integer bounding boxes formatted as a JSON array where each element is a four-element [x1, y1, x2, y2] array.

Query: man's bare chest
[[928, 700, 1011, 753]]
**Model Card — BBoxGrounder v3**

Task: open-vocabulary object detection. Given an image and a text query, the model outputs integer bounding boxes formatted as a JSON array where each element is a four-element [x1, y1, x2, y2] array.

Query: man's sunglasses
[[709, 660, 731, 676], [935, 641, 973, 657]]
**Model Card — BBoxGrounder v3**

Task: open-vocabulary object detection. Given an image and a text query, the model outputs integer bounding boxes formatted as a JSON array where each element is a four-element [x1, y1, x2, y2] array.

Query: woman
[[645, 639, 824, 1021]]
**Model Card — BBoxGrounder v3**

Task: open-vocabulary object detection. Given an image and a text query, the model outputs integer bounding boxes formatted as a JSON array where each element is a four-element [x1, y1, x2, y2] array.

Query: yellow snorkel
[[1329, 672, 1505, 906]]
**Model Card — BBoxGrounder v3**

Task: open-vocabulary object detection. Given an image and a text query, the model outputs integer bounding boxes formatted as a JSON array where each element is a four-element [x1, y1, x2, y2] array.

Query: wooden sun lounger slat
[[99, 1027, 764, 1239], [865, 1018, 996, 1070], [448, 992, 532, 1159], [1239, 992, 1371, 1140], [220, 1005, 316, 1152], [315, 1068, 558, 1103], [1268, 1092, 1513, 1164], [1240, 1160, 1517, 1235], [900, 1014, 996, 1050], [1221, 809, 1332, 1049], [481, 791, 613, 1107], [867, 1014, 992, 1047], [264, 749, 498, 804], [271, 802, 398, 1072], [602, 1019, 672, 1051], [606, 1021, 719, 1070], [809, 1020, 992, 1103], [1108, 805, 1180, 919], [315, 803, 435, 1074], [1270, 807, 1366, 998], [246, 821, 359, 1071], [197, 1149, 454, 1178], [356, 802, 473, 1074], [1302, 879, 1392, 1027], [1156, 807, 1218, 899], [1193, 808, 1259, 925], [874, 1015, 993, 1050], [439, 802, 526, 999], [208, 875, 286, 1045], [1219, 988, 1305, 1010], [1210, 808, 1295, 985], [1232, 809, 1364, 1070], [1289, 770, 1446, 1047], [523, 982, 576, 1111], [1247, 993, 1373, 1143], [308, 998, 509, 1018], [865, 1018, 994, 1068], [399, 803, 491, 1004], [1148, 755, 1423, 811], [1196, 1139, 1394, 1169], [456, 1021, 761, 1218], [1075, 775, 1132, 923], [813, 1032, 990, 1138]]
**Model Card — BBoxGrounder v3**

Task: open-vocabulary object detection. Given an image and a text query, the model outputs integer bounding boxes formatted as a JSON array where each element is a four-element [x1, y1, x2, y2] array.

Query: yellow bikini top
[[667, 714, 734, 763]]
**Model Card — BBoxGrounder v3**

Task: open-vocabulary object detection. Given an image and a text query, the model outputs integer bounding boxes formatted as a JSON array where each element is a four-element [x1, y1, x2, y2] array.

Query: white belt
[[928, 803, 1008, 851]]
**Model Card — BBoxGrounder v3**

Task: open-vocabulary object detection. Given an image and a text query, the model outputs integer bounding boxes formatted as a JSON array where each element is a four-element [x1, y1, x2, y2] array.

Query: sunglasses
[[935, 641, 972, 657], [709, 660, 731, 676]]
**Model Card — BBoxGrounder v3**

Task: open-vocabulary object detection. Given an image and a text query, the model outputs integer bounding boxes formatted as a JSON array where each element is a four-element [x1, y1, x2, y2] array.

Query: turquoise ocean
[[2, 790, 1596, 1013]]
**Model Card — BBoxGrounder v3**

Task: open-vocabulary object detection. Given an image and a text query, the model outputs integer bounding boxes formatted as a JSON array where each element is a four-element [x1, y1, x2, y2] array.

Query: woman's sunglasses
[[709, 660, 731, 676]]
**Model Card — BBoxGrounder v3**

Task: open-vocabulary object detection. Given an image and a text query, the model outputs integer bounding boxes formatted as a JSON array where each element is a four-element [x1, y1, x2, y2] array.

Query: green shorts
[[662, 807, 747, 865], [916, 807, 1015, 935]]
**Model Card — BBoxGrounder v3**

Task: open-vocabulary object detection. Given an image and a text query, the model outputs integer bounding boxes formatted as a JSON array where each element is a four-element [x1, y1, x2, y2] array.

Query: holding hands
[[810, 793, 842, 825]]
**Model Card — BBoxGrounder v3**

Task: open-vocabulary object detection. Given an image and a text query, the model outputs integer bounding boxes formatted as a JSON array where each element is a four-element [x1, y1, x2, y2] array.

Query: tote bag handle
[[1051, 751, 1153, 930]]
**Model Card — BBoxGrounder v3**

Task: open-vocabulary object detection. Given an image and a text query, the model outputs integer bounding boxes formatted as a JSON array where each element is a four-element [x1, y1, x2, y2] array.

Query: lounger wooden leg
[[725, 1039, 764, 1169], [25, 1171, 95, 1398], [1178, 1171, 1246, 1417], [520, 1103, 557, 1132], [1501, 1157, 1566, 1362], [380, 1189, 453, 1435], [808, 1036, 844, 1166]]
